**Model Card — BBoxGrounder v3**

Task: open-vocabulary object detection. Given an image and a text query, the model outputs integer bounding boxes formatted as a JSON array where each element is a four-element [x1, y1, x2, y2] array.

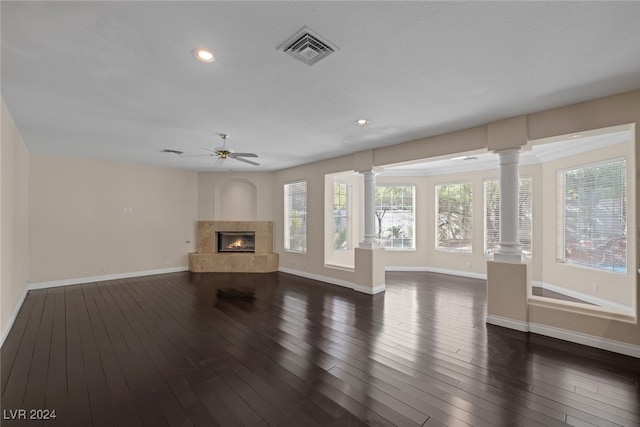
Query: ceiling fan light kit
[[211, 133, 260, 166]]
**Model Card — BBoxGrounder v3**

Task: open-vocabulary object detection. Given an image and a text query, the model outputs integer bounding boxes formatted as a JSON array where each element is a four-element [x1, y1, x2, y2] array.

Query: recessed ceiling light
[[193, 48, 215, 63], [355, 119, 369, 126]]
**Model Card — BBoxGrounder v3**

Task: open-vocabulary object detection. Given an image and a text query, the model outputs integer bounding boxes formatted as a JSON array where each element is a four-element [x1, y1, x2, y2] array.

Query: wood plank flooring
[[2, 271, 639, 426]]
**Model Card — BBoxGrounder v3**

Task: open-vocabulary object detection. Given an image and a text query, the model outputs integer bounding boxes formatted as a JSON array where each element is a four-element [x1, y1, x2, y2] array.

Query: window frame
[[374, 184, 416, 250], [332, 181, 352, 251], [435, 181, 473, 254], [284, 180, 308, 254], [556, 157, 627, 274]]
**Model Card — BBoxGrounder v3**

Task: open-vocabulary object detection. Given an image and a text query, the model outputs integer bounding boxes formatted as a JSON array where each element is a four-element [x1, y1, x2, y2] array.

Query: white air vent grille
[[279, 27, 337, 66]]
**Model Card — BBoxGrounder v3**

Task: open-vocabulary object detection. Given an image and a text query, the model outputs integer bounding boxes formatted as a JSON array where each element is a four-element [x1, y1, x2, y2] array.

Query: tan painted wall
[[197, 172, 276, 221], [526, 91, 639, 347], [1, 99, 30, 337], [28, 154, 198, 283], [274, 154, 358, 284], [374, 126, 487, 166]]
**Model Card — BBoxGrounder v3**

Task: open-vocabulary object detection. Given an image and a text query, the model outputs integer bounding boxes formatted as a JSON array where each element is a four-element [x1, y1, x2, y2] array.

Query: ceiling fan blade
[[233, 157, 260, 166], [182, 154, 215, 157], [231, 152, 258, 158]]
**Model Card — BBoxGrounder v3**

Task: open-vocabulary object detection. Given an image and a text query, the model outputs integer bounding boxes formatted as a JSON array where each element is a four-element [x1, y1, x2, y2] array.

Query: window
[[333, 182, 351, 251], [484, 177, 533, 257], [557, 158, 626, 273], [375, 185, 415, 249], [284, 181, 307, 253], [436, 182, 472, 253]]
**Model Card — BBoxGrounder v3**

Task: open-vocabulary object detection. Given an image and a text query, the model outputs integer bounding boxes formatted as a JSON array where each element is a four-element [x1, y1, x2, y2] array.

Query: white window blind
[[484, 177, 533, 256], [333, 182, 350, 251], [556, 158, 626, 273], [284, 181, 307, 253], [436, 182, 472, 253], [374, 185, 415, 249]]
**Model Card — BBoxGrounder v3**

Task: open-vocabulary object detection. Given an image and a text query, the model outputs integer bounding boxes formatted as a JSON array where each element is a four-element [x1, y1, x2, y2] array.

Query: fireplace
[[190, 221, 278, 273], [217, 232, 255, 253]]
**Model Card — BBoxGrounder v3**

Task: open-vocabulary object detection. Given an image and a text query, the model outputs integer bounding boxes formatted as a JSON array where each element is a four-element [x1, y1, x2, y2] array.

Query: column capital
[[358, 167, 383, 177], [495, 147, 521, 165]]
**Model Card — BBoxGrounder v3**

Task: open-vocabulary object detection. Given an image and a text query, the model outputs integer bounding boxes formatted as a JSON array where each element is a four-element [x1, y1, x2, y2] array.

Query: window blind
[[484, 177, 532, 256], [436, 182, 473, 253], [556, 158, 626, 273], [284, 181, 307, 253]]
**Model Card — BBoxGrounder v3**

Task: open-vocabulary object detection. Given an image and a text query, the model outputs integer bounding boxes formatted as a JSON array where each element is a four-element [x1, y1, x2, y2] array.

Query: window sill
[[384, 247, 416, 252]]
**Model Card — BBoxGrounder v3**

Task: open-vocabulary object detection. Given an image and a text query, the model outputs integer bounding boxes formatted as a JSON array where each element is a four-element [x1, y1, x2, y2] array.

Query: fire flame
[[227, 238, 244, 249]]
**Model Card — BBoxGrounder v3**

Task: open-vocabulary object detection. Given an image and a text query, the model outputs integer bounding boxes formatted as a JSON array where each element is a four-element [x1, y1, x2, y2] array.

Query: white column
[[360, 170, 379, 248], [494, 148, 524, 262]]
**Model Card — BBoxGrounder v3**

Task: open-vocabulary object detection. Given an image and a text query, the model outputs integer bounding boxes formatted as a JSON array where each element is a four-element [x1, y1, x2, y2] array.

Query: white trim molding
[[486, 314, 530, 332], [0, 285, 30, 348], [529, 322, 640, 359], [487, 315, 640, 358], [27, 266, 189, 290]]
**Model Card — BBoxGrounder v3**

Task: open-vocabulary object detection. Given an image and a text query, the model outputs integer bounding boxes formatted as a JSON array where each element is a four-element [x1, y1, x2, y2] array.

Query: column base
[[493, 252, 525, 263], [354, 247, 385, 294], [486, 260, 530, 330], [359, 240, 381, 249]]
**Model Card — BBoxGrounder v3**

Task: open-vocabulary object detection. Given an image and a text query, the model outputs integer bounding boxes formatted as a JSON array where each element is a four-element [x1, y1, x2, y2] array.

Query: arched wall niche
[[215, 178, 257, 220]]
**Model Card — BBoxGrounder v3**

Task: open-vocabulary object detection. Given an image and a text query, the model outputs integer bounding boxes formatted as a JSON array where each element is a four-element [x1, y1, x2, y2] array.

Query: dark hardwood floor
[[2, 271, 639, 426]]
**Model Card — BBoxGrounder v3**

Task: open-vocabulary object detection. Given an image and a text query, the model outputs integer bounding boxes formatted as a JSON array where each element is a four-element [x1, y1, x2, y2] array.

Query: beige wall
[[274, 154, 358, 285], [29, 154, 198, 283], [525, 91, 639, 348], [1, 99, 30, 338], [198, 172, 276, 221]]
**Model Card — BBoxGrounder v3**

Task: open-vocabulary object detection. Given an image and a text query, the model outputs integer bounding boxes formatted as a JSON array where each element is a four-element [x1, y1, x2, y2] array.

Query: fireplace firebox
[[217, 232, 255, 253]]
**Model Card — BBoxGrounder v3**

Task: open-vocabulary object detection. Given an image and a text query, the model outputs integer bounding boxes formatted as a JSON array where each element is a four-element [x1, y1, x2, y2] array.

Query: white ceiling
[[2, 1, 639, 172]]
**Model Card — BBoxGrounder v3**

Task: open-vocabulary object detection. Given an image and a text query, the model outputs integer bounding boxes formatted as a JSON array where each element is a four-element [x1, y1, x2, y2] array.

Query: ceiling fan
[[198, 133, 260, 166]]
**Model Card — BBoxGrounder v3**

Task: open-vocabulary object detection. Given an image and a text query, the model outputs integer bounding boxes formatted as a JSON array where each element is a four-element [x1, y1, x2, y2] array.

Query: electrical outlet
[[592, 282, 598, 292], [466, 262, 472, 269], [100, 265, 107, 272]]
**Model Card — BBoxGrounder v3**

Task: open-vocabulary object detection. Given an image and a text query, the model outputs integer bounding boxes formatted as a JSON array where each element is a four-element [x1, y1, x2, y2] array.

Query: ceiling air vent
[[278, 27, 338, 66], [161, 148, 183, 155]]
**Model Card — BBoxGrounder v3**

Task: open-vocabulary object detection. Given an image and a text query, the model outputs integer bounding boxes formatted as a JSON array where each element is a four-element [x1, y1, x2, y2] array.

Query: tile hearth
[[189, 221, 279, 273]]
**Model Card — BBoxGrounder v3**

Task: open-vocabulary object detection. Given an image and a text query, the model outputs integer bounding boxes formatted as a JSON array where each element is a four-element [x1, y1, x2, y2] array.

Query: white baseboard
[[487, 314, 640, 358], [532, 280, 633, 312], [0, 285, 30, 349], [529, 322, 640, 359], [386, 266, 487, 281], [27, 266, 189, 290], [278, 267, 385, 295], [486, 314, 530, 332]]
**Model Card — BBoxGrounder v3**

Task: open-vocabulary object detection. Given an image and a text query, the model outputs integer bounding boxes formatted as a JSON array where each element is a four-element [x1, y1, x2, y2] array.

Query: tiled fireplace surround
[[188, 221, 279, 273]]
